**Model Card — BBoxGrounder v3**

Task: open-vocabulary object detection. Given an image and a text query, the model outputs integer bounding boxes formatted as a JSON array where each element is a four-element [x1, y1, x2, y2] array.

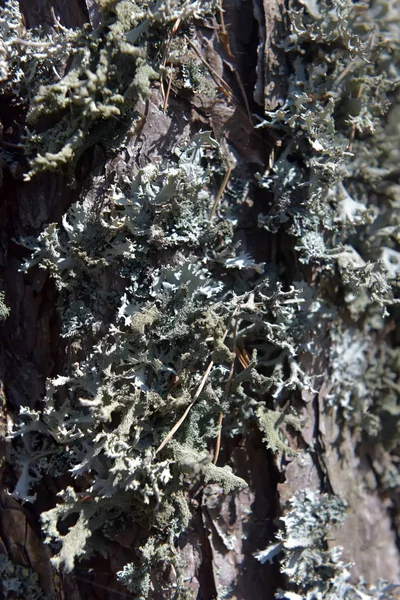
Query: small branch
[[209, 166, 232, 220], [50, 7, 70, 33], [155, 305, 240, 455], [213, 411, 224, 465], [163, 66, 174, 113], [10, 37, 53, 48], [218, 1, 227, 37], [1, 141, 24, 149], [236, 346, 251, 369], [155, 359, 214, 455], [161, 17, 181, 110]]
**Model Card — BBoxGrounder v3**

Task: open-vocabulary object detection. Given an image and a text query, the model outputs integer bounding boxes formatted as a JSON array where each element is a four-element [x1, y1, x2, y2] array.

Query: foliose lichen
[[0, 0, 218, 180], [254, 0, 400, 451], [257, 0, 400, 315], [10, 130, 308, 594], [0, 291, 10, 321], [0, 553, 50, 600], [256, 489, 399, 600]]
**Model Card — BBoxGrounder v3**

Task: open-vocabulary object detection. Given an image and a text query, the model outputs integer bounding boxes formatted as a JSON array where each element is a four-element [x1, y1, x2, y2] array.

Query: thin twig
[[185, 35, 233, 100], [73, 572, 134, 598], [155, 305, 240, 455], [163, 66, 174, 113], [160, 17, 181, 108], [213, 411, 224, 465], [335, 60, 357, 87], [155, 359, 214, 455], [236, 346, 251, 369], [1, 141, 24, 149], [215, 3, 252, 123], [50, 7, 70, 33], [218, 1, 226, 36], [10, 37, 53, 48], [213, 317, 238, 465], [209, 166, 232, 220], [233, 70, 253, 124]]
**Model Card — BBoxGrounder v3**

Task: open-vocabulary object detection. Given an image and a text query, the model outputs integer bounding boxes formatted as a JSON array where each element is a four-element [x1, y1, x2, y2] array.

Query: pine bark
[[0, 1, 399, 599]]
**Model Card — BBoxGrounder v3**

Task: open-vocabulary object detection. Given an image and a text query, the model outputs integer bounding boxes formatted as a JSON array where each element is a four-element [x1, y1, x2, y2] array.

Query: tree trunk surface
[[0, 0, 399, 599]]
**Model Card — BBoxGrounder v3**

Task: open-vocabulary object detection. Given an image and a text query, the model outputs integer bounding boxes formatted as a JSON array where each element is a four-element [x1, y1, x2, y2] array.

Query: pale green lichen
[[171, 441, 247, 492], [0, 0, 217, 180], [256, 490, 400, 600], [0, 0, 64, 97], [0, 554, 50, 600], [256, 407, 305, 456], [11, 132, 308, 592]]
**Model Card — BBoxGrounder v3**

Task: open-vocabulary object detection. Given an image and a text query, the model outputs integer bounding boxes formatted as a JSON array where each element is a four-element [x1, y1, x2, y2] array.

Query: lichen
[[0, 0, 217, 180], [10, 131, 307, 592], [0, 554, 50, 600], [0, 291, 10, 321], [256, 406, 305, 456], [254, 0, 400, 474], [256, 489, 400, 600], [257, 0, 400, 319], [116, 536, 187, 599]]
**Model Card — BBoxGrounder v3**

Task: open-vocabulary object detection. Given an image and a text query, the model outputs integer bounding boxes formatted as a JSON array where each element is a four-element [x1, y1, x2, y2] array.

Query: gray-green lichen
[[254, 0, 400, 444], [256, 490, 399, 600], [116, 536, 187, 599], [256, 406, 305, 456], [0, 554, 50, 600], [10, 130, 307, 595], [0, 291, 10, 321], [257, 0, 400, 316]]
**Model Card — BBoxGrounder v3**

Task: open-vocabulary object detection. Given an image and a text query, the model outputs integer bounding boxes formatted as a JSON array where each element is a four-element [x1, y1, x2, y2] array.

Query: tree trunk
[[0, 0, 399, 599]]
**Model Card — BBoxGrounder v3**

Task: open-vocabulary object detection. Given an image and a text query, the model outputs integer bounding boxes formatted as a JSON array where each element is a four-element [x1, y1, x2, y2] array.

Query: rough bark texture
[[0, 0, 399, 599]]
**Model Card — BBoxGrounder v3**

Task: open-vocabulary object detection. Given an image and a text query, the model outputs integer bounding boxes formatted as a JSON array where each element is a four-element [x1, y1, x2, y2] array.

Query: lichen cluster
[[258, 0, 400, 310], [256, 490, 399, 600], [11, 130, 308, 594], [256, 0, 400, 452], [252, 0, 400, 594], [0, 0, 216, 179], [2, 0, 400, 596], [0, 554, 49, 600]]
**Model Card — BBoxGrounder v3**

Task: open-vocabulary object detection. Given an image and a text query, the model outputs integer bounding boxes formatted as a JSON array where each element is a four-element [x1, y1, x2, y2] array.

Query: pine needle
[[213, 318, 238, 465], [161, 17, 181, 111], [155, 305, 240, 455], [155, 359, 214, 455], [209, 166, 232, 220], [213, 411, 224, 465]]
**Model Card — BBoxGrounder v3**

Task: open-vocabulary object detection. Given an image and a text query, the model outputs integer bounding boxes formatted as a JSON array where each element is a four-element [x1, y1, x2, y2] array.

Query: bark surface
[[0, 0, 399, 599]]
